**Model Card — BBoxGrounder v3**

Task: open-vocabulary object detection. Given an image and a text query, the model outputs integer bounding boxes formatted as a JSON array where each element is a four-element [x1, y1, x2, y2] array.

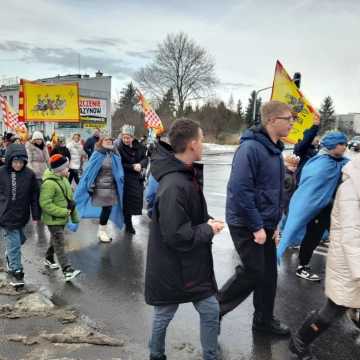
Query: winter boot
[[98, 225, 112, 243], [289, 310, 329, 359]]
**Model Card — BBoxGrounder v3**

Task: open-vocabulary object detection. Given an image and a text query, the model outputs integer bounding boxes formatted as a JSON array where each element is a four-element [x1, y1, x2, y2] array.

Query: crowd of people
[[0, 100, 359, 359], [0, 125, 148, 287]]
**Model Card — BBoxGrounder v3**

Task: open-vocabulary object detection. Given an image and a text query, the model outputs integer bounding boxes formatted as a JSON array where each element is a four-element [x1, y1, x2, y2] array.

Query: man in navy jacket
[[218, 101, 293, 336]]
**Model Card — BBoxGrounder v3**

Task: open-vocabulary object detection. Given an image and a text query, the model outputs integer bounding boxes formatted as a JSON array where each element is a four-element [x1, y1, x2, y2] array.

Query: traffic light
[[293, 72, 301, 89]]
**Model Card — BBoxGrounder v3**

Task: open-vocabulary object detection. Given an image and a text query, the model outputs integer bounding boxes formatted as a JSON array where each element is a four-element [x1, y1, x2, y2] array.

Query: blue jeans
[[149, 295, 219, 360], [1, 228, 26, 272]]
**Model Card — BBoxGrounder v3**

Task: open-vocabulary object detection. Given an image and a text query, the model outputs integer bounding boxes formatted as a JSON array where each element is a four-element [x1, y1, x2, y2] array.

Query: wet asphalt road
[[6, 149, 360, 359]]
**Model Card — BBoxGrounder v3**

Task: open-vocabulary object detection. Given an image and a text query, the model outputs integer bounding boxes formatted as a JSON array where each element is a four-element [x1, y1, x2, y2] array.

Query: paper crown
[[121, 124, 135, 136]]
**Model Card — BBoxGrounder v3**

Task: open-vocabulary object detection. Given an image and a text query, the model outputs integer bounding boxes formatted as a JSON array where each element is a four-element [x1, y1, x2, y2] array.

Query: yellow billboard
[[19, 80, 80, 122], [271, 61, 319, 144]]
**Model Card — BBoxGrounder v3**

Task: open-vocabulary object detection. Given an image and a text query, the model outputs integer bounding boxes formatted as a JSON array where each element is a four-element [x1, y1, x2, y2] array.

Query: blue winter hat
[[320, 131, 348, 150]]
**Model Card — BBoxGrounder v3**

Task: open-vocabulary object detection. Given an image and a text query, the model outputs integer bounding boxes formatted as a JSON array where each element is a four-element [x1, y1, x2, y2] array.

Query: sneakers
[[252, 317, 291, 336], [44, 258, 60, 270], [98, 225, 112, 243], [296, 266, 321, 282], [63, 267, 81, 282], [8, 270, 25, 288], [150, 355, 167, 360]]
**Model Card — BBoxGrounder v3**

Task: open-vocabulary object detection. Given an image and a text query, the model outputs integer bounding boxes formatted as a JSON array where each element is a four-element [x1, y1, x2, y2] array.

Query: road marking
[[314, 249, 327, 257]]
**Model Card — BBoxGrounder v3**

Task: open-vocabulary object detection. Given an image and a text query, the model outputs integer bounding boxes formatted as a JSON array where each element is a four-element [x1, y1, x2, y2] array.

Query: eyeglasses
[[276, 116, 295, 122]]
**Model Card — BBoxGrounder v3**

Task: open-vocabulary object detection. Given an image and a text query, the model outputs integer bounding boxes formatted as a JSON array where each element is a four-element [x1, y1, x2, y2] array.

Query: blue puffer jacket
[[226, 126, 285, 232]]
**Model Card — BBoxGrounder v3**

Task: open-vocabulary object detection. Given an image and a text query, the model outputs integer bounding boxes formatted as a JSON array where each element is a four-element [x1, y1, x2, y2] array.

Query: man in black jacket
[[0, 144, 40, 287], [83, 129, 100, 158], [145, 119, 224, 360], [219, 101, 293, 336], [294, 114, 321, 181]]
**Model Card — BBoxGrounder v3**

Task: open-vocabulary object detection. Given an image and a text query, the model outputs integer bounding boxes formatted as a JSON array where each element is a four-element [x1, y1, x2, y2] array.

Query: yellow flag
[[19, 79, 80, 122], [271, 61, 319, 144]]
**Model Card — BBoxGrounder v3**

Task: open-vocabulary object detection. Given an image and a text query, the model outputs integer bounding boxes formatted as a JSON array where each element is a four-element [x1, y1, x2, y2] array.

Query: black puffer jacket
[[0, 144, 40, 229], [145, 146, 216, 305], [117, 139, 148, 215]]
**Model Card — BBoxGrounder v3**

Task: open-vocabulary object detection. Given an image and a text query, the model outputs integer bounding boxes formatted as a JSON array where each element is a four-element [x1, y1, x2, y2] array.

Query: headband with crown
[[122, 124, 135, 137]]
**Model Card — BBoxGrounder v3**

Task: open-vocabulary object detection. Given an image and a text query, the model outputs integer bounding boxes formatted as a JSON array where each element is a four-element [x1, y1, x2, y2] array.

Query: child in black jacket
[[0, 144, 40, 287]]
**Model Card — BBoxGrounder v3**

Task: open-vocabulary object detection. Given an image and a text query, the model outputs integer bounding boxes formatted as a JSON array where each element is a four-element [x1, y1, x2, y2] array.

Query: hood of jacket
[[42, 168, 65, 182], [151, 141, 204, 183], [342, 155, 360, 200], [5, 144, 28, 169], [240, 126, 284, 155]]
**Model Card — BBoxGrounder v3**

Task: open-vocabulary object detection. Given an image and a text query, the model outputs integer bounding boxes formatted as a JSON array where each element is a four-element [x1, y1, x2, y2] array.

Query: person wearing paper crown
[[117, 124, 148, 234], [74, 133, 124, 243], [278, 131, 349, 282]]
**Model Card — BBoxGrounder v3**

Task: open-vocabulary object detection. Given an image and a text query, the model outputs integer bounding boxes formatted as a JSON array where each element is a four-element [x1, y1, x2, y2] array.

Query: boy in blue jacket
[[218, 101, 293, 336]]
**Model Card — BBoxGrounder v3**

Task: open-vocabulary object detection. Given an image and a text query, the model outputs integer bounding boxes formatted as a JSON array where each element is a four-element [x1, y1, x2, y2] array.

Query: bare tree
[[135, 32, 217, 115]]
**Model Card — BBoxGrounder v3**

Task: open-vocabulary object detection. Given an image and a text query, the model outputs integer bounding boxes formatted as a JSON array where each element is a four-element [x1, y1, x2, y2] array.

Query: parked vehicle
[[348, 136, 360, 151]]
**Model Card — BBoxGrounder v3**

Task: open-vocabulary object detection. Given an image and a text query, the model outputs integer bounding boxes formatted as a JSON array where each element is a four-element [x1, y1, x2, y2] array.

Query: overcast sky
[[0, 0, 359, 113]]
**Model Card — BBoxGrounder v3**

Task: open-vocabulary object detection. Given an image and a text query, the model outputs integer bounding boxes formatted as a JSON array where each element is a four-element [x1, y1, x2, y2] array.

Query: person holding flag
[[0, 95, 28, 143]]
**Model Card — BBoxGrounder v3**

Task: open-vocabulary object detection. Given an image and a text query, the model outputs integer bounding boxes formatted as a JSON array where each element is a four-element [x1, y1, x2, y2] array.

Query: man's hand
[[273, 227, 280, 247], [253, 228, 267, 245], [208, 219, 225, 235], [133, 163, 142, 172], [313, 112, 320, 126]]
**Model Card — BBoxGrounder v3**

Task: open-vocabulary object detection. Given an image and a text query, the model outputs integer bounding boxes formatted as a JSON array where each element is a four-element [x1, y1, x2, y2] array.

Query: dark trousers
[[318, 298, 347, 324], [218, 226, 277, 322], [46, 225, 69, 270], [297, 298, 348, 344], [124, 213, 133, 228], [100, 206, 112, 225], [68, 169, 80, 185], [299, 204, 332, 266]]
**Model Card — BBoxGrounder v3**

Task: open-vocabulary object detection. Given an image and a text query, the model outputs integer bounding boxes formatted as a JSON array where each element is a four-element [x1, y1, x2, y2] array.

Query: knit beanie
[[49, 154, 69, 173], [32, 131, 44, 141], [321, 131, 348, 150]]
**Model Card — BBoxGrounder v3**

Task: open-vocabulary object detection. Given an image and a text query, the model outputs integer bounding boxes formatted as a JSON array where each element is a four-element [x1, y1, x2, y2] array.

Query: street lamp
[[252, 86, 272, 125]]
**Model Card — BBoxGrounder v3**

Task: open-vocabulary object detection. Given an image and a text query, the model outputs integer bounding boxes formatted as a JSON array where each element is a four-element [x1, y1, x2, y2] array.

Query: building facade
[[0, 71, 111, 140], [336, 113, 360, 135]]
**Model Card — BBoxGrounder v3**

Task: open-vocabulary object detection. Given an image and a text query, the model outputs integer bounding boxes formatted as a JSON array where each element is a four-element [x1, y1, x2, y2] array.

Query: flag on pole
[[0, 95, 27, 134], [137, 91, 164, 135], [271, 60, 319, 144]]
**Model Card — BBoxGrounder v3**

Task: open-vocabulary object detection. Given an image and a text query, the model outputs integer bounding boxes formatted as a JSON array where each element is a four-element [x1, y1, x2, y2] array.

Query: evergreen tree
[[319, 96, 336, 134], [227, 94, 235, 112], [245, 91, 261, 128], [157, 88, 176, 118], [119, 82, 138, 112], [236, 99, 245, 121], [112, 82, 143, 136]]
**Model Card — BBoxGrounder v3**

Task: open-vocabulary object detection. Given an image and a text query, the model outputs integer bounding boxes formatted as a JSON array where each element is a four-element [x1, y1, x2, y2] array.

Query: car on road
[[348, 136, 360, 151]]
